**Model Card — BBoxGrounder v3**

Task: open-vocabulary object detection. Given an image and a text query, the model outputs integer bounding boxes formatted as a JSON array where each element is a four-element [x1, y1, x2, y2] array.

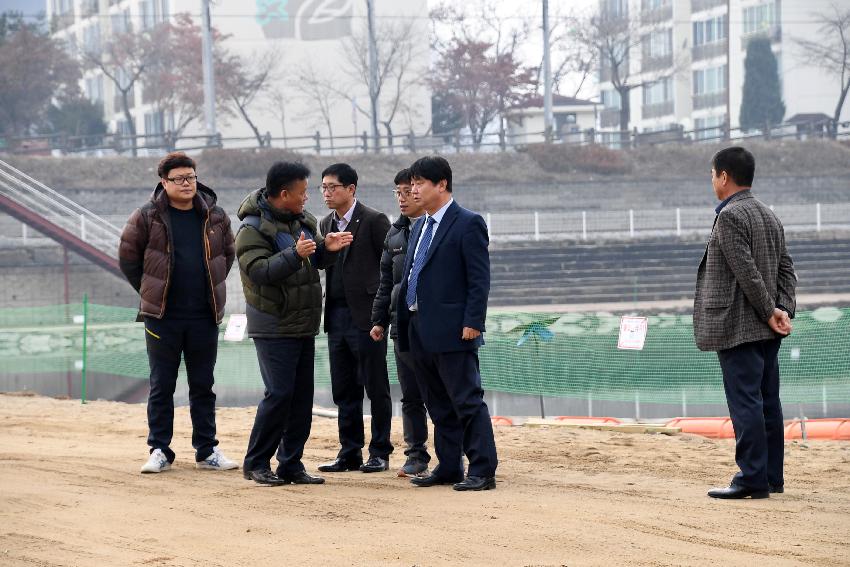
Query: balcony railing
[[642, 100, 674, 119], [693, 91, 727, 110], [641, 3, 673, 24], [741, 25, 782, 49], [691, 0, 725, 13], [642, 54, 673, 73], [601, 108, 622, 129], [692, 40, 727, 62]]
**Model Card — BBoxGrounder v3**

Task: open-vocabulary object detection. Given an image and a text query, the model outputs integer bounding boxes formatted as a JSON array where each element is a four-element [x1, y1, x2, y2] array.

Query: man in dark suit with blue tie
[[397, 156, 498, 491]]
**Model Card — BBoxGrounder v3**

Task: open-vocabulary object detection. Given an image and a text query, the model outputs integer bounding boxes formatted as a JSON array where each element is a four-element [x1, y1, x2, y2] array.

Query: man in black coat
[[318, 163, 394, 473], [370, 168, 431, 477]]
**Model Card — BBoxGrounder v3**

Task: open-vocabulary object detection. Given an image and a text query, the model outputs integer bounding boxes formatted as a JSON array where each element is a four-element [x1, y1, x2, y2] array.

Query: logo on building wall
[[256, 0, 353, 40]]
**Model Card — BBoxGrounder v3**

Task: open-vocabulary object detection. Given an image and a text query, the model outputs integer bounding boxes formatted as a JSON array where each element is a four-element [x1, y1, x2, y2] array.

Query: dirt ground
[[1, 393, 849, 567]]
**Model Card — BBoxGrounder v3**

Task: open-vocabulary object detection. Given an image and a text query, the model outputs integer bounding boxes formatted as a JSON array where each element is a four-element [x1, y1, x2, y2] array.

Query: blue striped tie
[[406, 217, 436, 309]]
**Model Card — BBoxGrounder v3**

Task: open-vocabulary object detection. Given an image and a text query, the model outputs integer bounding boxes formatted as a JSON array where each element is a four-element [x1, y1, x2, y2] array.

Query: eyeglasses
[[166, 174, 198, 185], [318, 183, 346, 194], [392, 189, 413, 198]]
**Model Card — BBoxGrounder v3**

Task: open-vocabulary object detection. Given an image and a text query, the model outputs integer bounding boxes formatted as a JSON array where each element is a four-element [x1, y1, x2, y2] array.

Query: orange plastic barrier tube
[[664, 417, 735, 439], [553, 416, 622, 425], [490, 416, 514, 426], [783, 418, 850, 440]]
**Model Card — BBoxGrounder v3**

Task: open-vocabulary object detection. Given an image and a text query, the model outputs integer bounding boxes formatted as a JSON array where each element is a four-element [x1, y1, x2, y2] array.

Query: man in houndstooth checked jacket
[[694, 146, 797, 500]]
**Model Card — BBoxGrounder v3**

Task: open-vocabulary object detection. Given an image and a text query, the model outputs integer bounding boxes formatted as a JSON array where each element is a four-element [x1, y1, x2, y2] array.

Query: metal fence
[[1, 202, 848, 248], [1, 117, 847, 157]]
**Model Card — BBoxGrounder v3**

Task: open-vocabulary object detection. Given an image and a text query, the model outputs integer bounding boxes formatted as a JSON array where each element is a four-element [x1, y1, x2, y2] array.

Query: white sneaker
[[140, 449, 171, 474], [196, 447, 239, 471]]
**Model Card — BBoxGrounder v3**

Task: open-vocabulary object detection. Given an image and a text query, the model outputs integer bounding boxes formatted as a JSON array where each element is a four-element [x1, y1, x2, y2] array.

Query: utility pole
[[201, 0, 217, 144], [542, 0, 554, 142], [366, 0, 380, 152]]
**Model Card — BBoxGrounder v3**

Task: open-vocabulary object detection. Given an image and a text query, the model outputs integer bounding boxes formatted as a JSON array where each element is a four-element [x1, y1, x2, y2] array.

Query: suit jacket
[[693, 190, 797, 352], [320, 201, 390, 331], [397, 200, 490, 353]]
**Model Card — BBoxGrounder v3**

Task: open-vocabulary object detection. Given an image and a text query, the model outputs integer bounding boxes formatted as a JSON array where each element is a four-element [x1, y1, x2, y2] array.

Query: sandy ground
[[1, 393, 849, 567]]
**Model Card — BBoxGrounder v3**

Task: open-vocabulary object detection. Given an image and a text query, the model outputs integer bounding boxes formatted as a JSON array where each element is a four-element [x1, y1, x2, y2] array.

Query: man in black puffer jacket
[[370, 168, 431, 477]]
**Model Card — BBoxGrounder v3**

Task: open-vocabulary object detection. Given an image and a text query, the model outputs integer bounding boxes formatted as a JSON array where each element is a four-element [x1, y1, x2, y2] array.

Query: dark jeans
[[243, 337, 315, 476], [408, 314, 498, 480], [326, 305, 393, 461], [717, 337, 784, 491], [394, 340, 430, 463], [144, 316, 219, 463]]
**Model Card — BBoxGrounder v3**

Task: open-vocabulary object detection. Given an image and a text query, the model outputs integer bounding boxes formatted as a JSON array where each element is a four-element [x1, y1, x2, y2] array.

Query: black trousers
[[408, 313, 498, 480], [717, 337, 784, 491], [326, 305, 393, 461], [144, 316, 219, 463], [394, 340, 430, 462], [243, 337, 315, 476]]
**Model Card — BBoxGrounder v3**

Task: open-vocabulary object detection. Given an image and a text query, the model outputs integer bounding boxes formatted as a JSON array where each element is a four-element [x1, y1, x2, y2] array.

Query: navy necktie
[[406, 217, 436, 309]]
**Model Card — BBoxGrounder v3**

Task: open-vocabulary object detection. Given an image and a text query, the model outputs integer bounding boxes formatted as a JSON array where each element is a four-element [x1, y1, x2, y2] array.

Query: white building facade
[[596, 0, 850, 140], [47, 0, 431, 152]]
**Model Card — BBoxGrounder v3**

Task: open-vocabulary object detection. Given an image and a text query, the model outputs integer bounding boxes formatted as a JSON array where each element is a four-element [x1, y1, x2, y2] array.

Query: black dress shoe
[[243, 469, 287, 486], [769, 484, 784, 494], [280, 470, 325, 485], [317, 458, 363, 473], [410, 473, 462, 487], [360, 456, 389, 473], [707, 484, 769, 499], [453, 476, 496, 491]]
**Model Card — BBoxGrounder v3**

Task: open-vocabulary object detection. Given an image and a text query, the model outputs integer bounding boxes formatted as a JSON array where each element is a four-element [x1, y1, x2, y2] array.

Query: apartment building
[[597, 0, 849, 140], [46, 0, 431, 151]]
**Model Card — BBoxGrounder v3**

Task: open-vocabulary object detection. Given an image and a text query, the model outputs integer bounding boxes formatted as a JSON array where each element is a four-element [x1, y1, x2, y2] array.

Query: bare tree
[[266, 90, 288, 147], [144, 13, 231, 147], [82, 26, 165, 155], [571, 5, 686, 133], [335, 18, 422, 152], [218, 49, 279, 147], [294, 63, 340, 152], [795, 6, 850, 138], [545, 9, 598, 98], [430, 1, 535, 145]]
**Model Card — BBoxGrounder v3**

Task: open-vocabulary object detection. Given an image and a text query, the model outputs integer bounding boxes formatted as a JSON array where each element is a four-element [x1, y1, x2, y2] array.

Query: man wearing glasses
[[370, 168, 431, 477], [318, 163, 394, 474], [119, 152, 238, 475]]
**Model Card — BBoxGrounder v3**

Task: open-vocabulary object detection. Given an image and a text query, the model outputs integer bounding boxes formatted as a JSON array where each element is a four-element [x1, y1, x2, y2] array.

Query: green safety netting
[[0, 303, 848, 405]]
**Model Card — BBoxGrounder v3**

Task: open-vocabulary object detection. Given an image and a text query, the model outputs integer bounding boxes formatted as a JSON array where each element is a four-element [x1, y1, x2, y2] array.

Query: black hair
[[321, 163, 358, 188], [157, 151, 195, 178], [394, 168, 412, 185], [712, 146, 755, 187], [409, 156, 452, 193], [265, 161, 311, 197]]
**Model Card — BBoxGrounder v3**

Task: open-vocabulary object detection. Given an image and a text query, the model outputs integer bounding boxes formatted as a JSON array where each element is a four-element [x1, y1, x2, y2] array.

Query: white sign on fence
[[223, 314, 248, 342], [617, 316, 648, 350]]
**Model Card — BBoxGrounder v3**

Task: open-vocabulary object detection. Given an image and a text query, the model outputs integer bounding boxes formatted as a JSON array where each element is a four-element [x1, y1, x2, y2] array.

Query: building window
[[85, 76, 104, 103], [743, 2, 778, 35], [695, 115, 725, 140], [111, 9, 131, 34], [52, 0, 73, 15], [160, 0, 170, 22], [648, 29, 672, 57], [602, 0, 628, 18], [693, 65, 727, 95], [693, 15, 727, 46], [141, 0, 156, 29], [643, 77, 673, 105], [82, 22, 101, 54], [602, 89, 622, 109], [642, 0, 669, 10]]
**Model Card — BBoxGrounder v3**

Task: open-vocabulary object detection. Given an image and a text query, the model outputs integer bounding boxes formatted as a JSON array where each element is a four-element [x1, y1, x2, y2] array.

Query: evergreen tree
[[739, 37, 785, 131]]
